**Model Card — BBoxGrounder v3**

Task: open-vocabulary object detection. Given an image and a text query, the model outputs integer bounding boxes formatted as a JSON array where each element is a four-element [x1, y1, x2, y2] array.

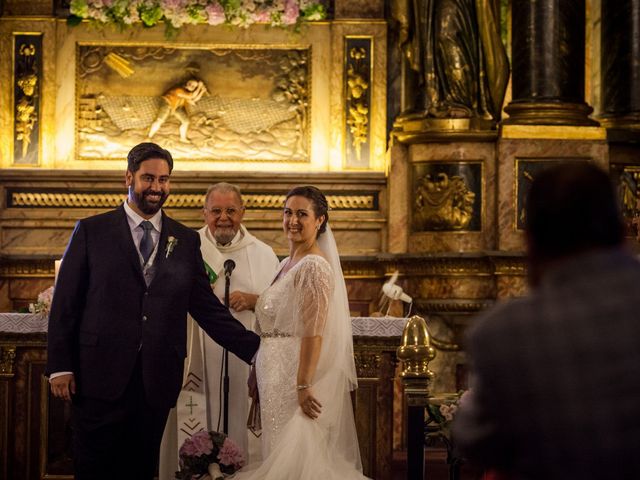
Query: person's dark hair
[[127, 142, 174, 173], [525, 162, 623, 261], [285, 185, 329, 236]]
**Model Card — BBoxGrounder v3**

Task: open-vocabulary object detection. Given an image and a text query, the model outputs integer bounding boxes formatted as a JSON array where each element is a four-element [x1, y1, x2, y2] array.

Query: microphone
[[224, 259, 236, 278]]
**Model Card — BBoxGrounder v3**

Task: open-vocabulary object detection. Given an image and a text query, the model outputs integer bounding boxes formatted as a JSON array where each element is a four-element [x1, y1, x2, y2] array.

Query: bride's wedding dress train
[[234, 249, 368, 480]]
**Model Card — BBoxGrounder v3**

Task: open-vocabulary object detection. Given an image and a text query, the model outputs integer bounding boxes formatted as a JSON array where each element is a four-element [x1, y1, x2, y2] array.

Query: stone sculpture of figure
[[148, 78, 208, 142], [394, 0, 509, 123]]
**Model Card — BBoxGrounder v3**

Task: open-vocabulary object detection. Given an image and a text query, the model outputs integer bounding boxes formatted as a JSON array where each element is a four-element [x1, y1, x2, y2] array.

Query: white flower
[[166, 236, 179, 258]]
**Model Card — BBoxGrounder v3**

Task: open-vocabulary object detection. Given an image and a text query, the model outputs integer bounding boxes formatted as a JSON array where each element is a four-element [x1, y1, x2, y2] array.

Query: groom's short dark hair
[[127, 142, 174, 173]]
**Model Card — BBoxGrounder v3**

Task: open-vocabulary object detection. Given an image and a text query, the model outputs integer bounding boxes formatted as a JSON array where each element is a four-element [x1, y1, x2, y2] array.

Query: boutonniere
[[166, 236, 178, 258]]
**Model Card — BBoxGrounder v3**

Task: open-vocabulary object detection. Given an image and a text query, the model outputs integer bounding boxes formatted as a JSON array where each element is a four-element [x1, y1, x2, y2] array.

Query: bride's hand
[[298, 388, 322, 419]]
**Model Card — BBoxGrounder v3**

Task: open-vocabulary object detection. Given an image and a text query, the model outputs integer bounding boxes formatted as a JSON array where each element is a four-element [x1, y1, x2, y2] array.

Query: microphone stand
[[223, 272, 231, 435]]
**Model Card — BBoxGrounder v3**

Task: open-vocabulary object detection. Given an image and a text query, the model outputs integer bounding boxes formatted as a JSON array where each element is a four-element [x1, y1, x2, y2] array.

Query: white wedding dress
[[234, 227, 368, 480]]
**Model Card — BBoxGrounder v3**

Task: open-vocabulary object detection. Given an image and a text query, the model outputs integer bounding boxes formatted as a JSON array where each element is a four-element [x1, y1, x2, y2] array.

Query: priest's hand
[[229, 291, 258, 312], [50, 373, 76, 401]]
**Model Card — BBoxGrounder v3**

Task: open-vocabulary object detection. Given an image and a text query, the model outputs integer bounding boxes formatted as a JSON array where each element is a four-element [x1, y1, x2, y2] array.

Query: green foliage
[[140, 5, 163, 27]]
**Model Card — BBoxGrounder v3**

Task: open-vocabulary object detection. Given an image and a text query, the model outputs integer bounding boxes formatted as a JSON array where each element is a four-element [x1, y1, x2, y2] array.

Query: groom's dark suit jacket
[[46, 205, 259, 411]]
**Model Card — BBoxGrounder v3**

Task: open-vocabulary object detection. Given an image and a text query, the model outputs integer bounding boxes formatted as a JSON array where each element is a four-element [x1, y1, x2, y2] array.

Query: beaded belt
[[260, 329, 292, 338]]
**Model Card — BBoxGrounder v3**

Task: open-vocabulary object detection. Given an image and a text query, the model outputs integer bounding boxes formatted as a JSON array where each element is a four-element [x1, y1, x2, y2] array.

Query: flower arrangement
[[69, 0, 327, 33], [175, 430, 245, 480], [425, 391, 469, 466], [28, 286, 54, 314]]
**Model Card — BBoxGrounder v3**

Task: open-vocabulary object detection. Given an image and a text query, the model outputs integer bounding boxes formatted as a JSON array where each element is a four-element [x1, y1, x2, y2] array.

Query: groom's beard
[[130, 181, 168, 215]]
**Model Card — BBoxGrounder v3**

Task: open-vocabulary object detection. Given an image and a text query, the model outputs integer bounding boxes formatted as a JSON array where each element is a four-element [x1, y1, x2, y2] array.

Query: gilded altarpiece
[[0, 21, 387, 172]]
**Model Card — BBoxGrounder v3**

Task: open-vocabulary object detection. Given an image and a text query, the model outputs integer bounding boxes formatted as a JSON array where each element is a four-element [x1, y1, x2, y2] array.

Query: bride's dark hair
[[285, 186, 329, 236]]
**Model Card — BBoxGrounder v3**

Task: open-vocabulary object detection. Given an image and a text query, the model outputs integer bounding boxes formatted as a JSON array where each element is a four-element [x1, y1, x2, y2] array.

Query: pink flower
[[161, 0, 185, 8], [282, 0, 299, 25], [179, 431, 213, 457], [191, 431, 214, 456], [252, 9, 271, 23], [217, 437, 245, 468], [205, 3, 225, 25]]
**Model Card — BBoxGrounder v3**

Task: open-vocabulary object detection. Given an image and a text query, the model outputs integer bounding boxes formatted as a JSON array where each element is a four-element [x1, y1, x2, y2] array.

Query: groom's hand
[[50, 373, 76, 401], [248, 365, 258, 401]]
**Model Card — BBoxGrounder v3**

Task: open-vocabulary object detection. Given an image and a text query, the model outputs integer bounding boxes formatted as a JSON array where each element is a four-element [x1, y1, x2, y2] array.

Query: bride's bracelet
[[296, 383, 312, 391]]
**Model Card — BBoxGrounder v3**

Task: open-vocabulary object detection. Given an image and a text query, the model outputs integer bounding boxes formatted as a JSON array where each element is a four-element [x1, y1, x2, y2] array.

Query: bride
[[235, 186, 368, 479]]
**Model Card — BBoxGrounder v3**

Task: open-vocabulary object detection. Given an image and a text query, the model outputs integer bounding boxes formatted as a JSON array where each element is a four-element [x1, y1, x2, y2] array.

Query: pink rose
[[217, 437, 245, 468]]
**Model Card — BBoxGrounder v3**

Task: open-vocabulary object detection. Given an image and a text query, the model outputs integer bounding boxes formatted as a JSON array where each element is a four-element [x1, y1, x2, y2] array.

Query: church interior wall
[[2, 0, 640, 478]]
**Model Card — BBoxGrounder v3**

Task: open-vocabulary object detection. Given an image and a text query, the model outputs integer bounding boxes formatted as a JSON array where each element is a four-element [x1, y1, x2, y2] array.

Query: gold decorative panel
[[610, 164, 640, 236], [13, 33, 43, 166], [0, 346, 17, 378], [8, 189, 378, 211], [344, 36, 372, 169], [411, 162, 482, 232], [76, 44, 311, 163]]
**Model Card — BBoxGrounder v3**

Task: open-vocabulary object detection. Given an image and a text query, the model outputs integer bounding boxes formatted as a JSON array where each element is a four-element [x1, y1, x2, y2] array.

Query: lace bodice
[[255, 254, 334, 338]]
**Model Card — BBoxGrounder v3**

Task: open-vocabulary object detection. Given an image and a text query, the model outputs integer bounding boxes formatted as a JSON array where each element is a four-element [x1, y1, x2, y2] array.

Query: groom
[[46, 142, 260, 480]]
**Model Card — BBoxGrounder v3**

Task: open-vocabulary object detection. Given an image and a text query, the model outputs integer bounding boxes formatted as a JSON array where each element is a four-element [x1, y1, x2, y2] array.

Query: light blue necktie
[[139, 221, 154, 265]]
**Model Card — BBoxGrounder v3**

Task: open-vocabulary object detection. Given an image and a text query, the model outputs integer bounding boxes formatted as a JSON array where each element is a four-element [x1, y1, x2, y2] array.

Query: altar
[[0, 313, 406, 480]]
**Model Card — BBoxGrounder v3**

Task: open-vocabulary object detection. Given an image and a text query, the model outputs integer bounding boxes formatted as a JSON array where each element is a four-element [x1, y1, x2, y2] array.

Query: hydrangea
[[217, 437, 245, 469], [177, 431, 245, 480]]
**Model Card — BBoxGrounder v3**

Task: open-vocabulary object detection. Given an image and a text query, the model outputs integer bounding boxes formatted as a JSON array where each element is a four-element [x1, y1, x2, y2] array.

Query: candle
[[54, 260, 61, 285]]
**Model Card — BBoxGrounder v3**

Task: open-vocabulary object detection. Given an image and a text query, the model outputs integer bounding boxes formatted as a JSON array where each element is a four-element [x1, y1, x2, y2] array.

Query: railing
[[397, 315, 466, 480]]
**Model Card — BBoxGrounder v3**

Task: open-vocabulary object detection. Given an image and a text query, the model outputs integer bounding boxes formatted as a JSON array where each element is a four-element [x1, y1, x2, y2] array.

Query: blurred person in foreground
[[452, 162, 640, 479]]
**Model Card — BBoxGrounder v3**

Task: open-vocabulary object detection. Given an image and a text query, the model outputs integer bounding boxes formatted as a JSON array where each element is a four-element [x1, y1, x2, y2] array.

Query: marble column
[[504, 0, 598, 125], [600, 0, 640, 129]]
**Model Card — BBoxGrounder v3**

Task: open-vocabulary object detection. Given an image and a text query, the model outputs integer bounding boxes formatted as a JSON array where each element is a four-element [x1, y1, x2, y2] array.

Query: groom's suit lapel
[[115, 205, 147, 286], [148, 211, 171, 288]]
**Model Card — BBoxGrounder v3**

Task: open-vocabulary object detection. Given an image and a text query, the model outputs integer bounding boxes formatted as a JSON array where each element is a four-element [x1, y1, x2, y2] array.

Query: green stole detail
[[203, 261, 218, 284]]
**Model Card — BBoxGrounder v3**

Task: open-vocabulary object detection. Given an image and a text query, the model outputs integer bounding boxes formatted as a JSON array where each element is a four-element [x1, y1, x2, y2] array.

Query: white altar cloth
[[0, 312, 48, 333], [351, 316, 407, 337], [0, 313, 407, 337]]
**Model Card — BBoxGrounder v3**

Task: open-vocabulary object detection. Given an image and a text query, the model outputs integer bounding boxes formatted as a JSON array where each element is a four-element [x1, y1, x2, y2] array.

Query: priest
[[160, 183, 279, 479]]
